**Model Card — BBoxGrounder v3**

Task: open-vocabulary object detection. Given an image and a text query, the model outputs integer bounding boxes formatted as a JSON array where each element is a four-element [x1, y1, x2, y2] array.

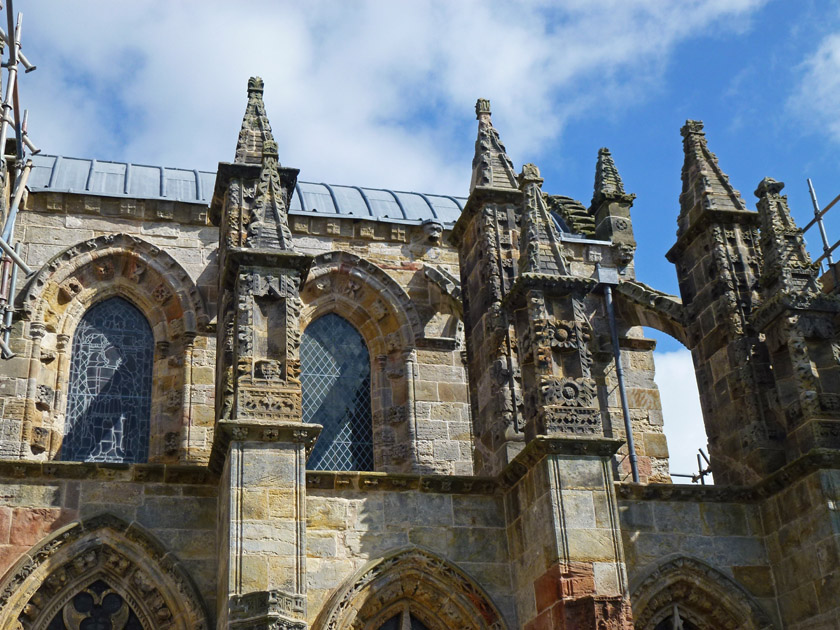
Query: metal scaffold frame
[[0, 0, 38, 359]]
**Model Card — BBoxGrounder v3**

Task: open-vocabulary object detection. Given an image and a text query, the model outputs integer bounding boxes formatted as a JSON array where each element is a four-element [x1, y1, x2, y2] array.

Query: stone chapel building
[[0, 77, 836, 629]]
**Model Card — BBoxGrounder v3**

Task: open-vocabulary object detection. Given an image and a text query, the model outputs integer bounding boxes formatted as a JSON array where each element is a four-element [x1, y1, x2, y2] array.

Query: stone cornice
[[210, 420, 322, 474], [502, 273, 598, 309], [209, 161, 299, 226], [500, 435, 625, 489], [750, 290, 840, 332], [449, 186, 521, 247], [617, 448, 840, 503], [220, 247, 314, 289], [0, 460, 218, 485], [666, 208, 760, 263]]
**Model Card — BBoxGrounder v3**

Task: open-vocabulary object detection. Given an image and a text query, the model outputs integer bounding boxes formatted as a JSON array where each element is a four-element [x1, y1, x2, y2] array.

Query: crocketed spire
[[591, 147, 629, 208], [754, 177, 820, 298], [518, 163, 567, 275], [677, 120, 748, 236], [235, 76, 276, 165], [469, 98, 518, 193]]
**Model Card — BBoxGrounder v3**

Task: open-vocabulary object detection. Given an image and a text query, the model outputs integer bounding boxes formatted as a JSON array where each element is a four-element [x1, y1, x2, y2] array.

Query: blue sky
[[21, 0, 840, 477]]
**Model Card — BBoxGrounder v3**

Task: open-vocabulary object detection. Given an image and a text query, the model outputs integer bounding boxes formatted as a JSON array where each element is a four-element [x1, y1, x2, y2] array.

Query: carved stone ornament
[[0, 514, 210, 630], [229, 589, 306, 629], [237, 387, 301, 417], [314, 547, 508, 630], [541, 377, 597, 408]]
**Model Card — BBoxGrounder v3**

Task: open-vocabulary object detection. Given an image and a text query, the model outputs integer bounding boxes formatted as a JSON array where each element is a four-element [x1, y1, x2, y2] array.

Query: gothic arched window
[[62, 297, 153, 463], [301, 313, 373, 471]]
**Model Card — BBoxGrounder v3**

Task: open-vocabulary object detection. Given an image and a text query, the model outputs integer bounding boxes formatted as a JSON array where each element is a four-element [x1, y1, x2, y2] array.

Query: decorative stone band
[[0, 460, 216, 484], [229, 589, 307, 630], [306, 471, 497, 494], [220, 248, 314, 290], [209, 419, 321, 474], [209, 161, 299, 226], [666, 208, 761, 262], [749, 290, 840, 333], [501, 274, 599, 309], [499, 435, 625, 489], [449, 186, 522, 247]]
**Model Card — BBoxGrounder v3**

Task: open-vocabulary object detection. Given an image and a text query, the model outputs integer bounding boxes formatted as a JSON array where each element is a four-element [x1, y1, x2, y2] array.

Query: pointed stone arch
[[630, 555, 776, 630], [14, 233, 210, 463], [0, 513, 210, 630], [301, 252, 424, 472], [301, 251, 421, 355], [313, 547, 509, 630], [19, 232, 209, 337]]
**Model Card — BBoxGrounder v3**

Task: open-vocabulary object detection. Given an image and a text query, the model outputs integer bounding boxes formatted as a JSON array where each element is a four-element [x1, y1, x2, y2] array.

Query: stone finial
[[754, 177, 785, 199], [519, 163, 543, 184], [248, 76, 265, 94], [681, 119, 705, 137], [469, 98, 518, 193]]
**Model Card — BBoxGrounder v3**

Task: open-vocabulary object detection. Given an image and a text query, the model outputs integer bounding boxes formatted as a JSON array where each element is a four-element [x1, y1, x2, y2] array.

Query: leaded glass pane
[[62, 298, 153, 463], [301, 313, 373, 471]]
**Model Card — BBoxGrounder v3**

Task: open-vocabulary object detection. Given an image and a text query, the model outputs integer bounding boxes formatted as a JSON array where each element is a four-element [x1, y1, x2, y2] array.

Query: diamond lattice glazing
[[301, 313, 373, 471]]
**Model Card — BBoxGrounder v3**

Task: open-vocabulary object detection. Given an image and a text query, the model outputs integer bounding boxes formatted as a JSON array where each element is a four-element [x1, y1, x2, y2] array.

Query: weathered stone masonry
[[0, 78, 837, 629]]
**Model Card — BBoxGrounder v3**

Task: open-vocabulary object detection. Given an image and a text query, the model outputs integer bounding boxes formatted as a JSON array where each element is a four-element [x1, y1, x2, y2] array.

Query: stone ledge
[[617, 448, 840, 503], [500, 435, 625, 489], [306, 470, 498, 494], [0, 460, 217, 484]]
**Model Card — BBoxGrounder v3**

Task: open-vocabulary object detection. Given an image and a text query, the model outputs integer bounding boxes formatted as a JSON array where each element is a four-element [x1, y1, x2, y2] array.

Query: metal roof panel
[[28, 154, 466, 227]]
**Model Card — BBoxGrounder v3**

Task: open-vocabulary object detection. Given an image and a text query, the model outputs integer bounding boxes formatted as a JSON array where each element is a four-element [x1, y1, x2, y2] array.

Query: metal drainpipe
[[1, 241, 20, 356], [600, 268, 640, 483]]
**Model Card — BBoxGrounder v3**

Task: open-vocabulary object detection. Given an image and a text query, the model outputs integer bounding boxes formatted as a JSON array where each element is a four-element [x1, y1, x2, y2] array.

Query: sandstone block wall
[[304, 473, 514, 627], [0, 463, 218, 617], [618, 486, 776, 627]]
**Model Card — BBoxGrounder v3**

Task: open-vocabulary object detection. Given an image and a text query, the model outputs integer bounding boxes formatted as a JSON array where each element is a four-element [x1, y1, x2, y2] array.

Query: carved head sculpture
[[422, 219, 444, 243]]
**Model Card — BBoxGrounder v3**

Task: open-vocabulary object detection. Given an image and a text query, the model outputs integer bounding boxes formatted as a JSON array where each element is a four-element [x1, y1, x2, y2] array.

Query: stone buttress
[[667, 120, 783, 486], [752, 177, 840, 458], [500, 163, 632, 629], [451, 99, 525, 476], [209, 77, 318, 630]]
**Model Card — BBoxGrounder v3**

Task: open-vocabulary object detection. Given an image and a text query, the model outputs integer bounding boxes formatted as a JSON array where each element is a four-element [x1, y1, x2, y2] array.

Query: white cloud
[[653, 348, 710, 482], [790, 32, 840, 143], [23, 0, 765, 194]]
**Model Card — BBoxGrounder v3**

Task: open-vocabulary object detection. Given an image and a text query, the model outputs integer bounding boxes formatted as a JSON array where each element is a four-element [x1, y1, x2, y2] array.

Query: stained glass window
[[301, 313, 373, 471], [62, 297, 153, 463]]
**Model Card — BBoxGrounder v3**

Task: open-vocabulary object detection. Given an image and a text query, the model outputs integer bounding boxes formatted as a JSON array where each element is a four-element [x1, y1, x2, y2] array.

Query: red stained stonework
[[528, 562, 633, 629], [7, 507, 77, 548]]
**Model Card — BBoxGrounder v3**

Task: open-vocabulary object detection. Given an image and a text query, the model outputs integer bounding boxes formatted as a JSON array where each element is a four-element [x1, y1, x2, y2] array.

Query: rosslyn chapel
[[0, 77, 836, 629]]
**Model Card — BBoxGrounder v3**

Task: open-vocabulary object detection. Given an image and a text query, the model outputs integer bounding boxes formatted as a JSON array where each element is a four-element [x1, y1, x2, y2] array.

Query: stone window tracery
[[46, 579, 145, 630], [302, 313, 373, 470], [62, 297, 153, 463]]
